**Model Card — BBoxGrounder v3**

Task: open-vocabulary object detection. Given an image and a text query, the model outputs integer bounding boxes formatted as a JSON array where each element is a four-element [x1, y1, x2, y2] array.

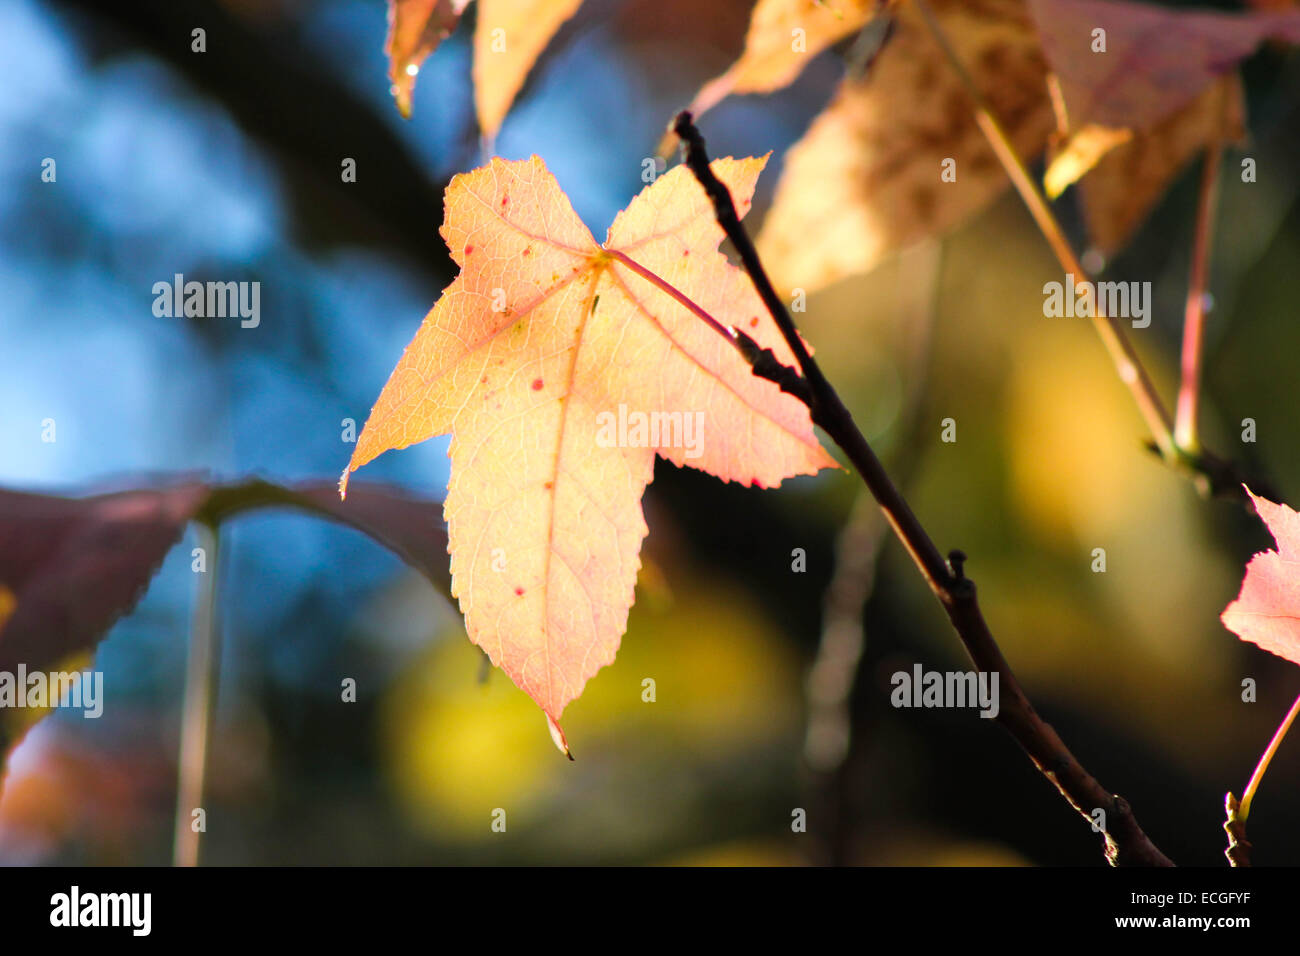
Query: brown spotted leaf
[[756, 0, 1053, 291]]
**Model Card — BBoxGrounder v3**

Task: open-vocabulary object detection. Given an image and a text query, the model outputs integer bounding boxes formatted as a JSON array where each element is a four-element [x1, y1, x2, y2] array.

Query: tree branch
[[673, 110, 1174, 867]]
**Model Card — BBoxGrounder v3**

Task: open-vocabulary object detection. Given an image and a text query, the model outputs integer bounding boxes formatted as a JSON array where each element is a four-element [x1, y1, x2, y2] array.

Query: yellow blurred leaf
[[756, 0, 1053, 292], [687, 0, 881, 117], [474, 0, 585, 138]]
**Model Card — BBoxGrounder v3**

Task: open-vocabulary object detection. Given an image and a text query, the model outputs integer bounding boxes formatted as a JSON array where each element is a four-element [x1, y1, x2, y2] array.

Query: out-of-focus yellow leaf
[[756, 0, 1053, 292], [385, 0, 584, 136], [687, 0, 880, 117], [474, 0, 585, 138]]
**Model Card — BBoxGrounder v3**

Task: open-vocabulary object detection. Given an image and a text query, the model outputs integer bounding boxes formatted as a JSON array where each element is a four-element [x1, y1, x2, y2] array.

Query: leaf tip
[[546, 714, 572, 760]]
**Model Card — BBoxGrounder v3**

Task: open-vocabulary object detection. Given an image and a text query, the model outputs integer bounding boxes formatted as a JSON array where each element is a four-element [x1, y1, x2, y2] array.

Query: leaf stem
[[673, 110, 1173, 867], [912, 0, 1176, 461], [1240, 689, 1300, 823], [605, 248, 738, 343], [174, 519, 221, 867], [606, 247, 814, 405], [1175, 119, 1225, 454], [1226, 689, 1300, 865]]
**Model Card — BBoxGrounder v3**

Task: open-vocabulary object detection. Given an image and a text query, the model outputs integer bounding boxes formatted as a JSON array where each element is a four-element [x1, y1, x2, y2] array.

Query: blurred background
[[1, 0, 1299, 865]]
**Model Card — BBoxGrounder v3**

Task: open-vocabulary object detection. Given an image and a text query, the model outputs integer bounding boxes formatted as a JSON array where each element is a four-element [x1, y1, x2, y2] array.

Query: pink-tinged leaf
[[343, 156, 836, 738], [1222, 488, 1300, 667], [1028, 0, 1300, 132]]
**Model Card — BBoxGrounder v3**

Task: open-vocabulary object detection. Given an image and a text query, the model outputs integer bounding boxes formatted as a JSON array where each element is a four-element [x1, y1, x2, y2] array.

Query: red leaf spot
[[682, 250, 690, 257], [464, 244, 475, 256], [514, 587, 525, 596], [749, 316, 759, 327], [544, 481, 553, 490], [523, 247, 532, 256], [501, 195, 509, 207], [531, 378, 544, 391]]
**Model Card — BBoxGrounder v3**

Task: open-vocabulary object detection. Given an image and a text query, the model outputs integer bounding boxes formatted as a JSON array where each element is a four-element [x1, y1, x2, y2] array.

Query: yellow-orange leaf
[[756, 0, 1053, 291], [342, 156, 834, 741], [475, 0, 584, 139], [687, 0, 879, 117]]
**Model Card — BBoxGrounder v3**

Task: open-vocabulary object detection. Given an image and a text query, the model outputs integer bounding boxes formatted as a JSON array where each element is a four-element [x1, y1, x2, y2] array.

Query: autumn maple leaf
[[341, 156, 835, 749], [1222, 488, 1300, 667]]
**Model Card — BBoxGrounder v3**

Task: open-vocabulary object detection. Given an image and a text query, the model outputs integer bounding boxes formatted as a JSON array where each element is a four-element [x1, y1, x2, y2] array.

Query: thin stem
[[174, 520, 222, 867], [1175, 125, 1225, 454], [913, 0, 1175, 459], [673, 110, 1173, 867], [606, 247, 813, 405], [1239, 690, 1300, 823], [605, 248, 738, 343]]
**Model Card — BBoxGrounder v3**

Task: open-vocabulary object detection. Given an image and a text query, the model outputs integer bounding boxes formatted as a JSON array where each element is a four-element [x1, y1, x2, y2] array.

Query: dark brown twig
[[673, 110, 1174, 867]]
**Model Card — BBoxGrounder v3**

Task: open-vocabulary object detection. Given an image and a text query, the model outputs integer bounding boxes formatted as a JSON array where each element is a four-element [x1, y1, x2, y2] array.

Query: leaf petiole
[[1239, 689, 1300, 823], [603, 248, 736, 343]]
